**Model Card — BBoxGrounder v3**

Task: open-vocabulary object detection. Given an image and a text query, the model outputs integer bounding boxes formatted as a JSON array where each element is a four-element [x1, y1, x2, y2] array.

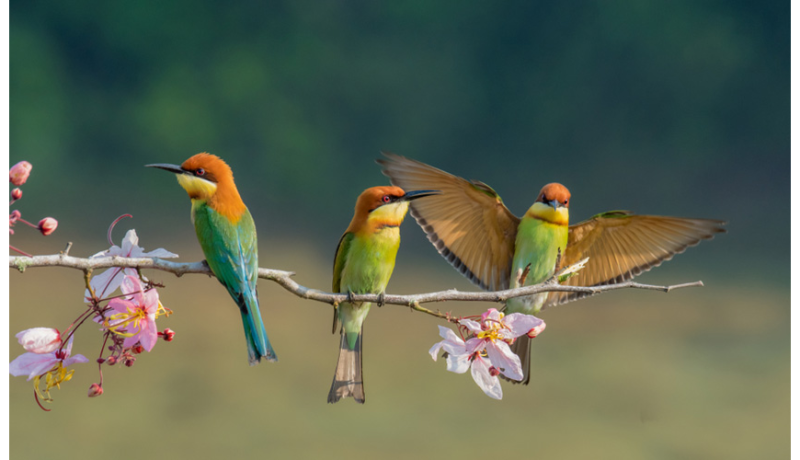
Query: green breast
[[340, 227, 400, 295], [507, 216, 568, 314]]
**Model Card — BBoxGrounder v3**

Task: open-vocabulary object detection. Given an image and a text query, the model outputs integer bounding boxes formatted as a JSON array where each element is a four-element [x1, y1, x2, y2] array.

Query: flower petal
[[429, 341, 444, 361], [16, 327, 61, 354], [464, 337, 485, 355], [120, 229, 139, 256], [139, 319, 159, 351], [108, 298, 135, 314], [445, 353, 471, 374], [485, 341, 523, 381], [143, 248, 179, 259], [9, 353, 56, 380], [459, 319, 482, 334], [63, 354, 90, 367], [471, 356, 503, 400], [502, 313, 546, 339]]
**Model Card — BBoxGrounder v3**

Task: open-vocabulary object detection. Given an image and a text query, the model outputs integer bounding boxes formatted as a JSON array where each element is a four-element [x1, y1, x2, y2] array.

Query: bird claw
[[377, 292, 385, 308], [347, 290, 356, 304]]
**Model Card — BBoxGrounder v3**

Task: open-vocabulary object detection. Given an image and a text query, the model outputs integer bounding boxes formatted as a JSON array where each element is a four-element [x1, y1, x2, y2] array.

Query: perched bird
[[146, 153, 277, 365], [379, 153, 725, 384], [329, 186, 439, 404]]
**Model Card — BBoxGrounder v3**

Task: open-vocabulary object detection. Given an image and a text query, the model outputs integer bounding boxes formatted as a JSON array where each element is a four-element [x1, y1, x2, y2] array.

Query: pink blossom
[[85, 229, 177, 302], [11, 188, 22, 200], [88, 383, 103, 397], [160, 328, 175, 342], [429, 325, 503, 399], [16, 327, 61, 354], [100, 275, 163, 351], [9, 161, 32, 186], [429, 308, 547, 399], [37, 217, 58, 236], [10, 335, 88, 381]]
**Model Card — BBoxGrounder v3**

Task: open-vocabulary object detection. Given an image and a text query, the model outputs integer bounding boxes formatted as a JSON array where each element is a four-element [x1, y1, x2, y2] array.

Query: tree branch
[[9, 254, 703, 316]]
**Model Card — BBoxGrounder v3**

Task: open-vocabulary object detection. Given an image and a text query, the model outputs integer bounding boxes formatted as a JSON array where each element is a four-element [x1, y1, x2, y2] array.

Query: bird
[[378, 152, 726, 384], [329, 185, 439, 404], [146, 153, 277, 365]]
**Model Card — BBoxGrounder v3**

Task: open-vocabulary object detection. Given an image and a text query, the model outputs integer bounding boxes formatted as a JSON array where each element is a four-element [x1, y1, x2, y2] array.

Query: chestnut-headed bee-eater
[[379, 153, 725, 384], [146, 153, 277, 365], [329, 186, 439, 404]]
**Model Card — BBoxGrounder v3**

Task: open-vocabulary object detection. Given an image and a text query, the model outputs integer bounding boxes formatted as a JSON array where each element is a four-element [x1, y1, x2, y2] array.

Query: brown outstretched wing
[[378, 152, 520, 291], [544, 211, 726, 308]]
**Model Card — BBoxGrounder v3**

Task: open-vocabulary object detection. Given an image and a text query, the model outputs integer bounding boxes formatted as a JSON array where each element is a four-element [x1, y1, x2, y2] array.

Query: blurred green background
[[10, 1, 788, 459]]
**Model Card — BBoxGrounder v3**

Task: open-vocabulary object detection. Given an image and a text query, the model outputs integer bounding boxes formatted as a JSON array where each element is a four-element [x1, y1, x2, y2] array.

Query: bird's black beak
[[547, 199, 560, 210], [402, 190, 441, 201], [145, 163, 186, 175]]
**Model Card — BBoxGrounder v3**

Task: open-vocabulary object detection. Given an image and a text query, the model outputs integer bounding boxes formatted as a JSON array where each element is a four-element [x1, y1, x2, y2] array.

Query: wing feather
[[378, 153, 520, 291], [544, 213, 726, 308]]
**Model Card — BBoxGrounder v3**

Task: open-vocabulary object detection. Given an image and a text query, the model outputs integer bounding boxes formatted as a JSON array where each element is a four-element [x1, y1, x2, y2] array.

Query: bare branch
[[9, 254, 704, 316]]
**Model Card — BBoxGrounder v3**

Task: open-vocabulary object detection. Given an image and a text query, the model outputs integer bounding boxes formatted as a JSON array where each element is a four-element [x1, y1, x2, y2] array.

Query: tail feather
[[240, 293, 277, 365], [328, 328, 365, 404], [504, 335, 531, 385]]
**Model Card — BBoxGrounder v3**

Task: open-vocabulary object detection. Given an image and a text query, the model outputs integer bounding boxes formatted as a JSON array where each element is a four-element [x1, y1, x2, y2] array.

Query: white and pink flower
[[15, 327, 62, 354], [99, 275, 166, 352], [85, 229, 177, 302], [429, 308, 546, 400]]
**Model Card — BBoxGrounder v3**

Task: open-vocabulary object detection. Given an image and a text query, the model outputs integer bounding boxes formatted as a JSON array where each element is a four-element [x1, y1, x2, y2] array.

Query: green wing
[[331, 232, 355, 333], [193, 203, 259, 302]]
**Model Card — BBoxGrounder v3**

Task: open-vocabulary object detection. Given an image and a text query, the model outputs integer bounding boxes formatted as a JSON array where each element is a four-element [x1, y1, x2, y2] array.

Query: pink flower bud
[[131, 344, 144, 354], [15, 327, 61, 353], [9, 210, 20, 222], [37, 217, 57, 236], [125, 358, 135, 367], [11, 188, 22, 200], [96, 358, 105, 364], [527, 322, 547, 338], [9, 161, 32, 186], [88, 383, 103, 397], [161, 328, 175, 342], [106, 356, 117, 365], [489, 366, 501, 377]]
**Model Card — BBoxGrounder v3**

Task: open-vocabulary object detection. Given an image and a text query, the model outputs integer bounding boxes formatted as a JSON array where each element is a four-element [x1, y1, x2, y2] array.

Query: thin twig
[[9, 255, 704, 317]]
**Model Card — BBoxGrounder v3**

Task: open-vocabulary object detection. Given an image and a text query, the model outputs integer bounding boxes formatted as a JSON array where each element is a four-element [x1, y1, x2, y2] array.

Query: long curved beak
[[145, 163, 186, 175], [402, 190, 441, 201]]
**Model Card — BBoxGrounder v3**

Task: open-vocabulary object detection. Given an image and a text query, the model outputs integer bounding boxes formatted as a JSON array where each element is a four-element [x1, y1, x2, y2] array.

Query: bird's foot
[[347, 289, 356, 304], [377, 292, 385, 308]]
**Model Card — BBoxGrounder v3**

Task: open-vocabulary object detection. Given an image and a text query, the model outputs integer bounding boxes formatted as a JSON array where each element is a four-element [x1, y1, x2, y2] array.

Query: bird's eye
[[382, 195, 391, 203], [564, 200, 569, 205], [196, 168, 205, 176]]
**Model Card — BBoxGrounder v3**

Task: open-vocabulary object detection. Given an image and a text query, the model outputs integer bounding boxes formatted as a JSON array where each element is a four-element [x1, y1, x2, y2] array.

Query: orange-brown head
[[536, 183, 571, 209], [146, 153, 247, 221], [527, 182, 571, 225], [346, 186, 439, 234]]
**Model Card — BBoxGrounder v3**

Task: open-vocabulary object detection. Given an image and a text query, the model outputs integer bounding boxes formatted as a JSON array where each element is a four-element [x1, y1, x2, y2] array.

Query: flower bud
[[125, 358, 135, 367], [11, 188, 22, 200], [96, 358, 105, 364], [161, 328, 175, 342], [489, 366, 501, 377], [9, 210, 20, 222], [37, 217, 57, 236], [131, 344, 144, 354], [88, 383, 103, 397], [527, 322, 547, 338], [106, 356, 117, 365], [9, 161, 32, 186], [15, 327, 61, 354]]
